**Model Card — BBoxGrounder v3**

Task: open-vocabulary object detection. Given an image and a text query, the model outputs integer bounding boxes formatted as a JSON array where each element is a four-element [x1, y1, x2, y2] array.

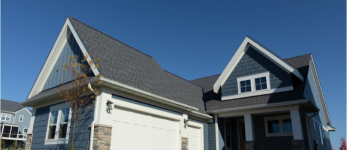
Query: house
[[22, 17, 335, 150], [1, 99, 32, 148]]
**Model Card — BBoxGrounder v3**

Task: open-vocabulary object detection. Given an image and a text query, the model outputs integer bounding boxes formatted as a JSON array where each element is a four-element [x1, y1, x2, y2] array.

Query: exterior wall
[[304, 62, 332, 150], [208, 122, 216, 150], [42, 33, 92, 91], [13, 108, 32, 134], [0, 112, 15, 124], [222, 46, 292, 97], [30, 101, 94, 150]]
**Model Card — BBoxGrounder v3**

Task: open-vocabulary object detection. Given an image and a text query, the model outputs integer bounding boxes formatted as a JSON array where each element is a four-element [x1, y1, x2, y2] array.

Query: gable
[[27, 17, 100, 99], [42, 33, 93, 91], [213, 36, 304, 93], [221, 46, 292, 97]]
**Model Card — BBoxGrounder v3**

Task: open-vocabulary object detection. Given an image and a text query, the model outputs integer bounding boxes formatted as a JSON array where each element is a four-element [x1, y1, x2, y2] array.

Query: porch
[[0, 123, 27, 141], [214, 100, 319, 150]]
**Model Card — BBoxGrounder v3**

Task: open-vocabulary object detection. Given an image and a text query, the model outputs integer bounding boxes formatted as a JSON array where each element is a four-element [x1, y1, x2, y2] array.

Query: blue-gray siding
[[208, 122, 216, 150], [13, 109, 31, 134], [31, 102, 94, 150], [304, 61, 332, 150], [42, 33, 92, 91], [222, 47, 292, 97]]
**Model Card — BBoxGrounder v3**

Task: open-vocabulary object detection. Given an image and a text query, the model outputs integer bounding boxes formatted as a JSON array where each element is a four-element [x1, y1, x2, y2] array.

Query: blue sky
[[2, 0, 345, 148]]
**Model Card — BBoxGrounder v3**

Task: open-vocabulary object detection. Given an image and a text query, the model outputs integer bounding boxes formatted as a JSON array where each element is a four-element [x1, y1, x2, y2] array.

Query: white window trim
[[19, 115, 24, 122], [319, 126, 324, 145], [44, 103, 72, 145], [1, 113, 11, 122], [237, 72, 271, 94], [264, 115, 293, 137]]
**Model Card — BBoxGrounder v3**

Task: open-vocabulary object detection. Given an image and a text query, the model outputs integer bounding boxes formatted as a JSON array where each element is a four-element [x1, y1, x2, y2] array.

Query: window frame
[[1, 113, 11, 122], [19, 115, 24, 122], [44, 103, 72, 145], [237, 72, 271, 94], [23, 127, 28, 135], [264, 115, 293, 137]]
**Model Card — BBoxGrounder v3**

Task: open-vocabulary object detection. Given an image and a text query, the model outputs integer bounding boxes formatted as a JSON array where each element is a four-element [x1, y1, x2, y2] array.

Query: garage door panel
[[188, 126, 201, 150], [112, 107, 179, 150]]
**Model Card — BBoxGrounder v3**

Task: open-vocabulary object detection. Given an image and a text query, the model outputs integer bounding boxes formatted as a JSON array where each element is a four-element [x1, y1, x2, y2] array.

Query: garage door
[[111, 107, 179, 150], [187, 126, 202, 150]]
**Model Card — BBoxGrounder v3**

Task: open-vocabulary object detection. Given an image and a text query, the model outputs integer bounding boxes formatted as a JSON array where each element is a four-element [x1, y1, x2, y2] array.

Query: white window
[[237, 72, 270, 94], [23, 128, 28, 134], [45, 104, 71, 145], [19, 115, 24, 122], [264, 115, 293, 137], [319, 126, 324, 145], [1, 113, 11, 121]]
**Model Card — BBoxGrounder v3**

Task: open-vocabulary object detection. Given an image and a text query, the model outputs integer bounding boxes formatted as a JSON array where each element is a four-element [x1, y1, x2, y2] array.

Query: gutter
[[99, 77, 199, 112], [207, 99, 319, 114]]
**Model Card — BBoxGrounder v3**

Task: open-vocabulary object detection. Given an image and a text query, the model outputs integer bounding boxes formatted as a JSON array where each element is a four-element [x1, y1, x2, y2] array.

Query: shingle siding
[[222, 47, 292, 97], [31, 102, 94, 150]]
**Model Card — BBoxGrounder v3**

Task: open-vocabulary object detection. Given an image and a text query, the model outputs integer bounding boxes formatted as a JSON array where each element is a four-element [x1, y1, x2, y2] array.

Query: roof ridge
[[190, 74, 221, 81], [284, 53, 312, 60], [164, 70, 203, 88], [68, 17, 153, 59]]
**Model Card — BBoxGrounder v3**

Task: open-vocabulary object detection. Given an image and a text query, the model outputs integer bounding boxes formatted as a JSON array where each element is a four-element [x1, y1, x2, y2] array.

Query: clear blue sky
[[2, 0, 345, 148]]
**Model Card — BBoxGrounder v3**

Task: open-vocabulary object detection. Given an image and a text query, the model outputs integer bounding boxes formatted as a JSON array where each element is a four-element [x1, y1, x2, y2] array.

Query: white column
[[244, 114, 254, 141], [215, 115, 220, 150], [290, 109, 303, 140]]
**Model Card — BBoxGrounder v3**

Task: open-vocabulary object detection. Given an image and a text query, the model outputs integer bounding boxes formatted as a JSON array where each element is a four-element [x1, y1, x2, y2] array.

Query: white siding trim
[[213, 36, 304, 93], [244, 114, 254, 141], [215, 115, 219, 150], [28, 108, 36, 133], [290, 109, 303, 140], [222, 86, 293, 100]]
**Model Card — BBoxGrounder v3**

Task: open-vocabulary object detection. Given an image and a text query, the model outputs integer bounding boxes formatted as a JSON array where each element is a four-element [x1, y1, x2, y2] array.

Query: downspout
[[307, 112, 319, 150], [308, 112, 318, 120], [89, 95, 100, 150]]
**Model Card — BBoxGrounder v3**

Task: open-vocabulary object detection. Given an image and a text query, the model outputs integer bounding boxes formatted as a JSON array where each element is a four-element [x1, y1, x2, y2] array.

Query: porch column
[[290, 109, 305, 150], [244, 114, 255, 150]]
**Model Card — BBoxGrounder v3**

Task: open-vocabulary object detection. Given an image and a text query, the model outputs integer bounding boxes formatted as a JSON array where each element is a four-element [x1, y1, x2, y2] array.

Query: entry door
[[112, 107, 179, 150], [238, 121, 246, 150]]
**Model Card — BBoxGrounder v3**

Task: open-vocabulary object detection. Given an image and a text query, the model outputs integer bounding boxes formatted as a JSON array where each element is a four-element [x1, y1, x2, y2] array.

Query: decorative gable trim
[[27, 17, 100, 99], [213, 36, 304, 93]]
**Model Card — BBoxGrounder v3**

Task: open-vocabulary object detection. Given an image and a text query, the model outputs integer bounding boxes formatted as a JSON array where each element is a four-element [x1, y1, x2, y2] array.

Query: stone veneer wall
[[24, 133, 33, 150], [92, 124, 112, 150]]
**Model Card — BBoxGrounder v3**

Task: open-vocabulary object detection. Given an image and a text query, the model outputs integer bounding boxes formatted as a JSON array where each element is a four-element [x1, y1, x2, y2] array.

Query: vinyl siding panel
[[208, 122, 216, 150], [30, 102, 94, 150], [304, 61, 332, 150], [222, 47, 292, 97], [42, 33, 92, 91]]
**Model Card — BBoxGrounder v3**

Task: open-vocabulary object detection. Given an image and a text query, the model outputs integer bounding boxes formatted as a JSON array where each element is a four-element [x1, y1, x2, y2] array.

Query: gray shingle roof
[[29, 17, 206, 114], [1, 99, 26, 112], [191, 54, 312, 112]]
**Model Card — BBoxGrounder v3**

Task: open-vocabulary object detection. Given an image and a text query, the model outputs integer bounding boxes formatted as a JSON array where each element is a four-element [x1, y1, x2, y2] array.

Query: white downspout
[[89, 94, 100, 150]]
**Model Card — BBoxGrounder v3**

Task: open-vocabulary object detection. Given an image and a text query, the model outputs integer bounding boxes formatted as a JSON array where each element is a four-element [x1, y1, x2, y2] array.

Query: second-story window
[[1, 113, 11, 121], [240, 80, 252, 93], [19, 115, 24, 122], [237, 72, 270, 94]]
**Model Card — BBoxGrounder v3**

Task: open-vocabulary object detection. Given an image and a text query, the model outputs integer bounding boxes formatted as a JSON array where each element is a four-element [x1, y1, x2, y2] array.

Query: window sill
[[266, 132, 293, 137], [222, 86, 293, 100], [44, 139, 68, 145]]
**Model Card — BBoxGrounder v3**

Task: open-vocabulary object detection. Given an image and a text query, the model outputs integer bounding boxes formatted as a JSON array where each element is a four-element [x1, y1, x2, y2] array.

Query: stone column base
[[292, 140, 305, 150], [93, 124, 112, 150], [25, 133, 33, 150], [244, 141, 256, 150]]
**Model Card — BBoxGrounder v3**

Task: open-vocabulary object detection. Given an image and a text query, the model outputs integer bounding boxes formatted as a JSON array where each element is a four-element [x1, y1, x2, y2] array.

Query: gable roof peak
[[213, 36, 305, 93]]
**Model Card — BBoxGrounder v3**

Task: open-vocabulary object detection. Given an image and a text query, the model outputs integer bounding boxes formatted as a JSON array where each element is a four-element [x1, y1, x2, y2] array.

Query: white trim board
[[27, 17, 100, 99], [213, 36, 304, 93], [222, 86, 293, 100]]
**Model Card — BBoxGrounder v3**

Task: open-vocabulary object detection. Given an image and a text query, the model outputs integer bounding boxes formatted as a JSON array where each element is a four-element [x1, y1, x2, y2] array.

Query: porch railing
[[1, 133, 27, 140]]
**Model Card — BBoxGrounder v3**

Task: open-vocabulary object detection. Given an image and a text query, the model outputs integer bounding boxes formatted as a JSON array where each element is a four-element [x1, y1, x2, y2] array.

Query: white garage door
[[187, 126, 202, 150], [111, 107, 179, 150]]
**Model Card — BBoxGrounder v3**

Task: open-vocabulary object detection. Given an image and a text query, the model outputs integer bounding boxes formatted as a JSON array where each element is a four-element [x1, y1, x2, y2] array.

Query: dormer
[[213, 36, 304, 100]]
